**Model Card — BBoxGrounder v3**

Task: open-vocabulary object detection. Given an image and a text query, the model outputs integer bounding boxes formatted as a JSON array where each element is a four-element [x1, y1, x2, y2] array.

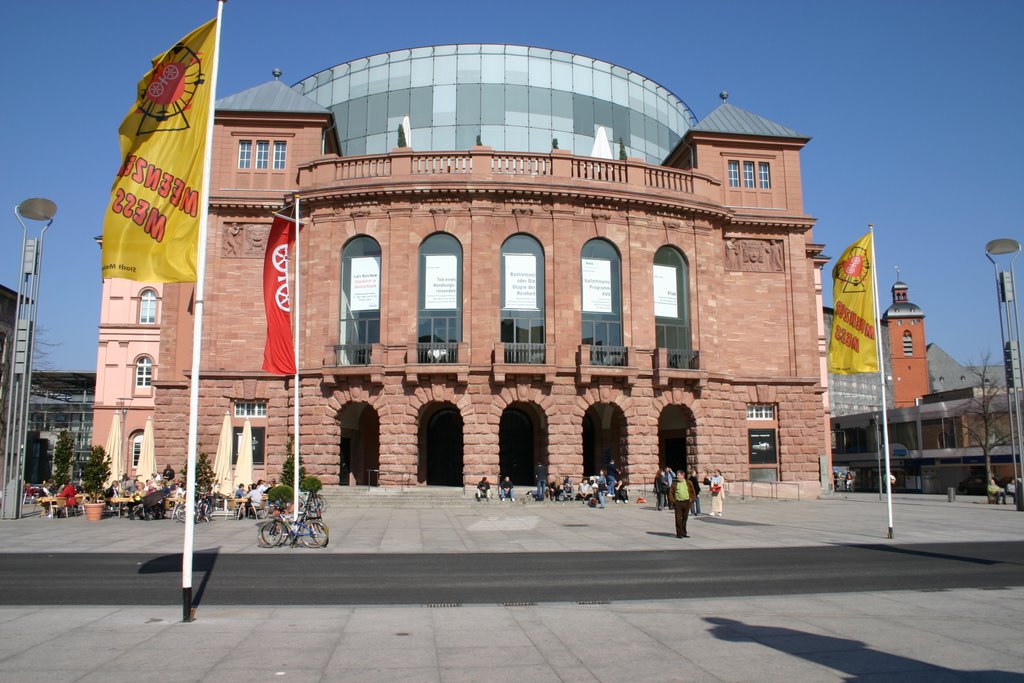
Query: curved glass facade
[[294, 45, 695, 164]]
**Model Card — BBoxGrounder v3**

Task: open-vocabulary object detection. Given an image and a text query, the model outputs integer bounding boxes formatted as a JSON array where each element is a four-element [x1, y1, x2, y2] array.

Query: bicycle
[[257, 510, 328, 548], [172, 492, 214, 523]]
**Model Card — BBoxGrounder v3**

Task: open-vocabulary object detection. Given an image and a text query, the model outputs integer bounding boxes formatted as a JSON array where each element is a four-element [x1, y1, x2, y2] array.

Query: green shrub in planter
[[300, 475, 323, 492], [266, 485, 294, 507]]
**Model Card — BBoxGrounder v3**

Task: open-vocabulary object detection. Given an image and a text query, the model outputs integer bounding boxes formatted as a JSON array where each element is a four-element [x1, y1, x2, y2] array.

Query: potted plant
[[266, 484, 294, 512], [81, 445, 111, 521]]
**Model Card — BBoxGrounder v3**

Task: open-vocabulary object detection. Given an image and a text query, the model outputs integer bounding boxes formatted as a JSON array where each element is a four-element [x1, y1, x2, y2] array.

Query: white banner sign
[[503, 253, 537, 310], [350, 256, 380, 311], [653, 264, 678, 318], [581, 258, 612, 313], [424, 254, 458, 310]]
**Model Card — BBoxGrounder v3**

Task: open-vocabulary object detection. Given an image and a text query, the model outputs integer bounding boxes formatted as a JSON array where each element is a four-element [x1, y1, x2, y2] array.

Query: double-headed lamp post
[[985, 238, 1023, 512], [2, 197, 57, 519]]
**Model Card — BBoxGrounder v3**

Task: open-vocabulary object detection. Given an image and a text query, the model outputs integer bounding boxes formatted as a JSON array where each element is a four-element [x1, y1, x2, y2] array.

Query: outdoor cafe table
[[37, 496, 65, 517], [109, 496, 135, 517]]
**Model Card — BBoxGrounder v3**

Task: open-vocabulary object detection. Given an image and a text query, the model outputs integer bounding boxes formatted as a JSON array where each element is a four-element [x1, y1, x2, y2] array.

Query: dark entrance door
[[582, 414, 596, 477], [499, 408, 534, 485], [663, 436, 687, 473], [426, 408, 463, 486], [339, 437, 352, 486]]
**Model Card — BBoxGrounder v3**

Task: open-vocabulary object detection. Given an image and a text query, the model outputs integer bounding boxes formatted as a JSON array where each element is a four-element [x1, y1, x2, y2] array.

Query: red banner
[[262, 215, 297, 374]]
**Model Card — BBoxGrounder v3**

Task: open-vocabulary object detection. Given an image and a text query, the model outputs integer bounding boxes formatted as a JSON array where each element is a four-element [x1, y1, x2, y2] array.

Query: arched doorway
[[659, 404, 694, 474], [423, 406, 464, 486], [499, 406, 535, 485], [582, 403, 626, 479], [337, 402, 380, 486]]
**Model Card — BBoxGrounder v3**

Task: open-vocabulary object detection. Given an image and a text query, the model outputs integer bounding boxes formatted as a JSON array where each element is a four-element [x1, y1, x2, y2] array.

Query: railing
[[667, 349, 700, 370], [416, 342, 460, 364], [733, 481, 802, 501], [645, 166, 693, 193], [589, 345, 627, 367], [491, 153, 551, 176], [503, 343, 546, 364], [334, 156, 390, 180], [571, 158, 625, 183], [334, 344, 372, 366], [411, 153, 472, 175]]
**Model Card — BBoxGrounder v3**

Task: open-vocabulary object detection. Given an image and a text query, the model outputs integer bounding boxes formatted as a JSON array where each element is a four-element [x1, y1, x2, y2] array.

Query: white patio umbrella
[[212, 412, 234, 497], [233, 418, 254, 493], [104, 412, 123, 487], [590, 125, 613, 159], [136, 417, 157, 482]]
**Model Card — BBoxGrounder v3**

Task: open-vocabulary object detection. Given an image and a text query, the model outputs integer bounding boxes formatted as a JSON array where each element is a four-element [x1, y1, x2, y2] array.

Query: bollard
[[947, 487, 956, 503]]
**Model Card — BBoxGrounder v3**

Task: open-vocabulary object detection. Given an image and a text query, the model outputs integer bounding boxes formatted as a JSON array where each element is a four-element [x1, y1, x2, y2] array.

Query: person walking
[[688, 468, 702, 516], [668, 469, 696, 538], [534, 462, 547, 502], [595, 469, 608, 508], [709, 469, 725, 516], [655, 467, 671, 511]]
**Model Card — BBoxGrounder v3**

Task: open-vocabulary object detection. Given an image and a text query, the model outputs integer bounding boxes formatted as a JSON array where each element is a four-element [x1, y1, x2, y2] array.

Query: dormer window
[[727, 159, 771, 190]]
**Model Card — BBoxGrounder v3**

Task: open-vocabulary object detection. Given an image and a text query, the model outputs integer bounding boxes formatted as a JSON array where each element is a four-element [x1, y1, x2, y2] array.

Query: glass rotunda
[[294, 44, 696, 164]]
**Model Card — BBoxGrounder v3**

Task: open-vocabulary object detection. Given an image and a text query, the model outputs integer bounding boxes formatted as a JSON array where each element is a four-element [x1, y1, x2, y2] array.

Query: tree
[[618, 138, 627, 161], [181, 452, 215, 493], [281, 435, 306, 485], [959, 353, 1012, 485], [81, 446, 111, 498], [396, 122, 407, 148], [475, 133, 483, 146], [551, 138, 558, 150], [53, 430, 74, 486]]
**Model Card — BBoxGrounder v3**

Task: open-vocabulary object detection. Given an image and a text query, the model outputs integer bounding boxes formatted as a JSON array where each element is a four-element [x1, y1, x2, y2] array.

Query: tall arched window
[[418, 233, 463, 362], [653, 246, 691, 368], [135, 356, 153, 388], [139, 289, 158, 324], [580, 238, 622, 365], [903, 331, 913, 356], [130, 432, 144, 468], [500, 234, 545, 363], [340, 235, 382, 364]]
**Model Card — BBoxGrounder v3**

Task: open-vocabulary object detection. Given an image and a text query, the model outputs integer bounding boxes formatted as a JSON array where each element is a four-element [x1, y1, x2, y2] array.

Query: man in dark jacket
[[667, 470, 696, 538], [688, 468, 702, 516]]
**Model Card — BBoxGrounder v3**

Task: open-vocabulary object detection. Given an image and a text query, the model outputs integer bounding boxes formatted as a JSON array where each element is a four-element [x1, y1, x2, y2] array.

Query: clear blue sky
[[2, 0, 1021, 371]]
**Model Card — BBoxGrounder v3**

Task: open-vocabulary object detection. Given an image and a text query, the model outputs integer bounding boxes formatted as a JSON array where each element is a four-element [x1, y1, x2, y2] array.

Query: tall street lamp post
[[985, 238, 1024, 511], [2, 198, 57, 519]]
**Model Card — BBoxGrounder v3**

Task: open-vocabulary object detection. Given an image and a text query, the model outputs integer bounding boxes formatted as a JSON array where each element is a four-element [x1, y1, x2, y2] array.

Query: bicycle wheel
[[300, 520, 329, 548], [258, 519, 289, 547], [172, 503, 185, 523]]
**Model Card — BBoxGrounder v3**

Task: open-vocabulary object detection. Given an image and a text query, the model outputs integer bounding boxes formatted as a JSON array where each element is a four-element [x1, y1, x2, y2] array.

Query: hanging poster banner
[[424, 254, 458, 309], [653, 264, 677, 318], [350, 256, 381, 311], [582, 258, 612, 313], [503, 253, 537, 310]]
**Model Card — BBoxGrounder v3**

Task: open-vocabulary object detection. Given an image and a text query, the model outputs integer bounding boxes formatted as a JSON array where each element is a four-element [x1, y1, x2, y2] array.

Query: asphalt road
[[3, 541, 1022, 607]]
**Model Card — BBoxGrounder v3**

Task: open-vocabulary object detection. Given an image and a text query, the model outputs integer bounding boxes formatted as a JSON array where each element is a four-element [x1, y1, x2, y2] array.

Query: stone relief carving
[[222, 224, 271, 259], [725, 238, 785, 272]]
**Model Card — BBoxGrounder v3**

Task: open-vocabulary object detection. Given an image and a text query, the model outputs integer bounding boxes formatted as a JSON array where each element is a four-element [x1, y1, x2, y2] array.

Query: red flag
[[262, 215, 298, 374]]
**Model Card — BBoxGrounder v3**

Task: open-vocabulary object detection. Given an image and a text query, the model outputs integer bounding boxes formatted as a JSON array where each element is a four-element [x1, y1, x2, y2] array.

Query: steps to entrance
[[320, 485, 484, 509]]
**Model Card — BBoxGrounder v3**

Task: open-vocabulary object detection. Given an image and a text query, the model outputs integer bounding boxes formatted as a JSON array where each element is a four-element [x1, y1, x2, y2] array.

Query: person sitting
[[499, 476, 515, 502], [576, 478, 593, 502], [1006, 479, 1018, 505], [987, 478, 1005, 505], [59, 481, 78, 516], [556, 477, 574, 501], [475, 477, 492, 501], [613, 479, 629, 504], [234, 483, 246, 498], [244, 483, 266, 518]]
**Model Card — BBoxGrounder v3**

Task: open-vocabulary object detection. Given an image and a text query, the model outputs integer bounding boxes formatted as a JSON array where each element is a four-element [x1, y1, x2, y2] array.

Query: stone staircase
[[319, 485, 482, 509]]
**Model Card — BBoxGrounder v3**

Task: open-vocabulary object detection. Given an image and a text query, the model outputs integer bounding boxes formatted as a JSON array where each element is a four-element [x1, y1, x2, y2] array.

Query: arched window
[[653, 246, 691, 368], [339, 235, 382, 364], [130, 431, 144, 468], [139, 289, 158, 324], [135, 356, 153, 388], [902, 331, 913, 356], [418, 233, 463, 362], [500, 234, 545, 363], [580, 238, 622, 365]]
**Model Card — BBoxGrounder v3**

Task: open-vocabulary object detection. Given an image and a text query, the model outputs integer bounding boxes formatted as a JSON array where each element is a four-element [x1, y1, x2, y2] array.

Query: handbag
[[711, 483, 722, 495]]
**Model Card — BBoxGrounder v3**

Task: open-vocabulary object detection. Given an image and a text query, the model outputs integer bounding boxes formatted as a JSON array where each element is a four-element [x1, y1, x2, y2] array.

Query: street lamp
[[985, 238, 1023, 511], [2, 198, 57, 519]]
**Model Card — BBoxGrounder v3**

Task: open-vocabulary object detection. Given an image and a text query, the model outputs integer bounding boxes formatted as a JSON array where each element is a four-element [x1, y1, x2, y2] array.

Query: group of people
[[475, 471, 630, 508]]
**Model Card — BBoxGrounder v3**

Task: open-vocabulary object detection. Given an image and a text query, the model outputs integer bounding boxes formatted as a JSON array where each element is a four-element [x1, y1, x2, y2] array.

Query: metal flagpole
[[182, 0, 225, 623], [292, 196, 301, 516], [868, 225, 895, 538]]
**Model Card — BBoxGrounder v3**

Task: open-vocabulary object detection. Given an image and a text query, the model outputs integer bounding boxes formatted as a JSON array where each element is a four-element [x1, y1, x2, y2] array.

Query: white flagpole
[[292, 195, 301, 516], [182, 0, 225, 623], [868, 224, 895, 539]]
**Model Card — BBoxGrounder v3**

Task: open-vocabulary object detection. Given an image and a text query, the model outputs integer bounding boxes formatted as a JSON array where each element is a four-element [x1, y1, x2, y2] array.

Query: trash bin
[[947, 487, 956, 503]]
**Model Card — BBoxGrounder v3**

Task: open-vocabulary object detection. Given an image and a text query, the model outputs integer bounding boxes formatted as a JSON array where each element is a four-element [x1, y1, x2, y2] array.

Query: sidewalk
[[1, 494, 1022, 682]]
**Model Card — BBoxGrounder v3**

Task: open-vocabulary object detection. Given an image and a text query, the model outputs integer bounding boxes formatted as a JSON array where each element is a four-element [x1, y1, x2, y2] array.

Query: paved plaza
[[1, 493, 1022, 682]]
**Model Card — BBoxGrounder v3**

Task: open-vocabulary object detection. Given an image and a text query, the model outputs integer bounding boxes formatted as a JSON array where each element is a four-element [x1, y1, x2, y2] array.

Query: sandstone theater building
[[141, 45, 829, 493]]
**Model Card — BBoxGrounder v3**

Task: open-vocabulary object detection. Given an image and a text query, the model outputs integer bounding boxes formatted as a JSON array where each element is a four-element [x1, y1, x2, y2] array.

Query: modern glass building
[[294, 44, 696, 163]]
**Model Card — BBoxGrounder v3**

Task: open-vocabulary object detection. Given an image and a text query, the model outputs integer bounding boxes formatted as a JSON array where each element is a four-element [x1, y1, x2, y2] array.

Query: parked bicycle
[[172, 492, 214, 524], [257, 510, 329, 548]]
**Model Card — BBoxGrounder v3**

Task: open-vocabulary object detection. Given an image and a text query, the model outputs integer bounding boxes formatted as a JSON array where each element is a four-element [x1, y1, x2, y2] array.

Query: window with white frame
[[139, 289, 157, 324], [273, 141, 287, 170], [256, 141, 269, 169], [758, 162, 771, 189], [727, 160, 740, 187], [743, 161, 755, 188], [234, 401, 267, 418], [238, 140, 252, 169], [135, 356, 153, 388], [131, 432, 143, 468], [747, 404, 775, 420]]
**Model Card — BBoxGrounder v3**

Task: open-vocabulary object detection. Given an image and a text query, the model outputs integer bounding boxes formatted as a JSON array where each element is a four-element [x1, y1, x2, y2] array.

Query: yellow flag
[[829, 232, 878, 374], [101, 19, 217, 282]]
